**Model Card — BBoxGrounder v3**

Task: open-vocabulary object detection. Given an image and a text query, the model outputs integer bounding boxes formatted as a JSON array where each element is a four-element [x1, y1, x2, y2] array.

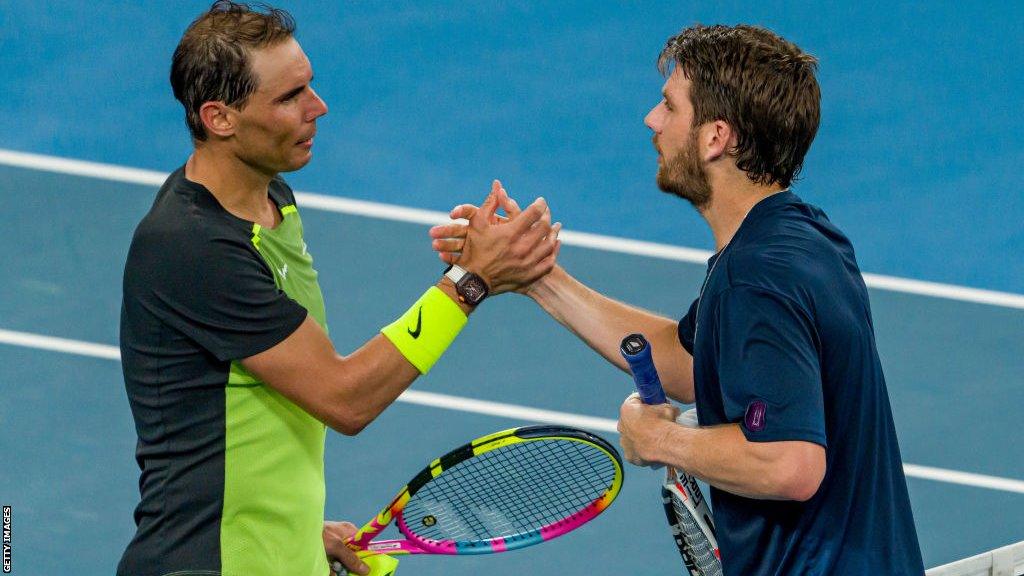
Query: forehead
[[662, 66, 691, 103], [249, 37, 311, 94]]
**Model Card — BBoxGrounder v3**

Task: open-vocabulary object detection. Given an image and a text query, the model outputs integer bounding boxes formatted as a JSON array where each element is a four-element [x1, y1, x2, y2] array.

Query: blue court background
[[1, 1, 1022, 292], [1, 1, 1023, 575]]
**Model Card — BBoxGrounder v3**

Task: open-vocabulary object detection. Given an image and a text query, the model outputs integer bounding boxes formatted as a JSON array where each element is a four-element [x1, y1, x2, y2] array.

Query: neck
[[186, 145, 278, 226], [700, 173, 784, 252]]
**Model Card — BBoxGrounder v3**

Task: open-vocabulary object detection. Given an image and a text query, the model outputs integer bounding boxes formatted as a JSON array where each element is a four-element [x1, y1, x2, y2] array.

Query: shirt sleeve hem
[[677, 322, 695, 354], [214, 305, 309, 362], [740, 427, 827, 448]]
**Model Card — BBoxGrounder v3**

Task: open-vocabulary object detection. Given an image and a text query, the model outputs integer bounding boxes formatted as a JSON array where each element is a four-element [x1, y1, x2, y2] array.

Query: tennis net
[[926, 540, 1024, 576]]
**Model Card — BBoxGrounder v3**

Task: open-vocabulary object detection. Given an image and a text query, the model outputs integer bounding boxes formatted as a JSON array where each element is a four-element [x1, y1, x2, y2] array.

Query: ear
[[701, 120, 736, 162], [198, 101, 236, 138]]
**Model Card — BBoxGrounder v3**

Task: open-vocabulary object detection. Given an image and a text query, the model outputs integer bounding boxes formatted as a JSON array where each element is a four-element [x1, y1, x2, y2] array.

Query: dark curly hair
[[170, 1, 296, 141], [658, 24, 821, 188]]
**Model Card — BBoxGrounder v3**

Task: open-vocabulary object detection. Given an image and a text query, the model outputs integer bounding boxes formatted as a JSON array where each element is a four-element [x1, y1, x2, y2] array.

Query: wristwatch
[[444, 264, 490, 306]]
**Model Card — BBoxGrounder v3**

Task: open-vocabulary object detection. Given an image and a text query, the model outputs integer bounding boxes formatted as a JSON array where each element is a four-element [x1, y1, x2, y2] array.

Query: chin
[[280, 153, 313, 173]]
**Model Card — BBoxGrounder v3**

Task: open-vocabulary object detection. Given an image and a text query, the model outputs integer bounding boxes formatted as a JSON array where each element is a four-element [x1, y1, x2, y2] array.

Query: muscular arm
[[430, 198, 694, 403], [242, 280, 469, 436], [527, 265, 696, 403], [666, 424, 825, 501], [244, 183, 559, 436], [621, 401, 826, 501]]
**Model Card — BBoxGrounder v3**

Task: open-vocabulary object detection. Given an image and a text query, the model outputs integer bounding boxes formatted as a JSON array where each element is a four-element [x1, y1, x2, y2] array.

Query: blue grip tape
[[619, 333, 667, 405]]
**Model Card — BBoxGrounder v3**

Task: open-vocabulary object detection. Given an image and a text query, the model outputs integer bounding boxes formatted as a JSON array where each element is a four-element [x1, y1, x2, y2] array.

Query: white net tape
[[926, 540, 1024, 576]]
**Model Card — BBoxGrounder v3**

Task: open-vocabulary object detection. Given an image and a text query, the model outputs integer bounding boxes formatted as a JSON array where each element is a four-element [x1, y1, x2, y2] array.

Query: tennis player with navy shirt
[[431, 24, 925, 575]]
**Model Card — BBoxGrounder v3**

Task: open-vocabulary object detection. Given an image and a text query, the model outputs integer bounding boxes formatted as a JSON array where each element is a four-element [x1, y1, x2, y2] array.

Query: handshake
[[427, 179, 563, 299]]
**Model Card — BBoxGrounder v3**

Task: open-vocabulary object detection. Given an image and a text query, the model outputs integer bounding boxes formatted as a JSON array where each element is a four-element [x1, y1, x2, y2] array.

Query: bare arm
[[431, 198, 695, 403], [618, 398, 826, 501], [526, 265, 695, 403], [245, 182, 559, 436], [242, 280, 464, 436]]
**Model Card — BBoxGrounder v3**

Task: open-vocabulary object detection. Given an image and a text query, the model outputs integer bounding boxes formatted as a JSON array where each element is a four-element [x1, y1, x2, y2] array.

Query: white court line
[[3, 327, 1024, 496], [2, 148, 1023, 310], [0, 149, 168, 187]]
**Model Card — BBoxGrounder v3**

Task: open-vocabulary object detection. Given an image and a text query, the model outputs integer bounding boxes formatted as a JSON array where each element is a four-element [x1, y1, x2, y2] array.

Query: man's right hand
[[451, 180, 562, 295]]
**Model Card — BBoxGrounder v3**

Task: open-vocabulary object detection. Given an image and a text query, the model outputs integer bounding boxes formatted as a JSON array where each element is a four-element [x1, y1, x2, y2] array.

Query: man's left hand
[[323, 521, 368, 576], [617, 393, 680, 466]]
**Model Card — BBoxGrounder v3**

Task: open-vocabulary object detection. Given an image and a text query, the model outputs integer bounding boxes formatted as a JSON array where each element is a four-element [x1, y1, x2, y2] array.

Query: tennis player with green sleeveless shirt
[[117, 3, 560, 575]]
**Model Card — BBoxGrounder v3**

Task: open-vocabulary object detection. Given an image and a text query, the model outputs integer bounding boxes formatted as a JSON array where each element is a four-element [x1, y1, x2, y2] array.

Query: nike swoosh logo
[[407, 306, 423, 338]]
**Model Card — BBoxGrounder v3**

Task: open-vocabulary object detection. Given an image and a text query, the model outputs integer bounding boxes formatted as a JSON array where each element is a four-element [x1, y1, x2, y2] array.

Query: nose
[[306, 88, 328, 121], [644, 102, 664, 132]]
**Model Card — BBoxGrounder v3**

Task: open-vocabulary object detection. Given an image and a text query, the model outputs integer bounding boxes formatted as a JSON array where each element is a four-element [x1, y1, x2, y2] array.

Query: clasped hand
[[429, 180, 562, 295]]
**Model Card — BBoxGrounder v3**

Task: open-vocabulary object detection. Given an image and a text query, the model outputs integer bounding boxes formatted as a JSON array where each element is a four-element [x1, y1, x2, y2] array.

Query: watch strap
[[444, 264, 468, 285]]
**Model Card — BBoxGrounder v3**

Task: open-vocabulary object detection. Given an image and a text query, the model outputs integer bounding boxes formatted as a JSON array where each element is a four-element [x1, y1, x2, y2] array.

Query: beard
[[656, 129, 712, 210]]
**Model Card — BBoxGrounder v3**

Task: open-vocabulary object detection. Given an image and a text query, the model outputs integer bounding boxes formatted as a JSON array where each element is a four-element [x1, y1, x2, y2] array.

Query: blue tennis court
[[1, 2, 1022, 575]]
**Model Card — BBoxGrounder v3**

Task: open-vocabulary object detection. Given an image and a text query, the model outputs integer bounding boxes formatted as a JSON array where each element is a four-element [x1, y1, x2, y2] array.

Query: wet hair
[[170, 1, 296, 140]]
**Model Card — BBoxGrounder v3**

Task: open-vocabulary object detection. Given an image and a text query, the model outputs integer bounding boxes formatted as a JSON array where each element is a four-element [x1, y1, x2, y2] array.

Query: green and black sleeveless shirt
[[118, 167, 329, 576]]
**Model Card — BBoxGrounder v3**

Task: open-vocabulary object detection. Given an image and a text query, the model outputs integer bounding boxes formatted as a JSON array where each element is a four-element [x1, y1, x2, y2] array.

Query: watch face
[[458, 275, 489, 304]]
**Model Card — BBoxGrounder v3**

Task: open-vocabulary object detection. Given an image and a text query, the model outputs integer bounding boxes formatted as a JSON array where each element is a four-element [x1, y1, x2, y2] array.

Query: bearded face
[[656, 126, 712, 210]]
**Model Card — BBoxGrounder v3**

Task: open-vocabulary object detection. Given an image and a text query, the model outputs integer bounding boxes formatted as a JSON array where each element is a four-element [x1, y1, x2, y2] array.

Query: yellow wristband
[[381, 286, 468, 374]]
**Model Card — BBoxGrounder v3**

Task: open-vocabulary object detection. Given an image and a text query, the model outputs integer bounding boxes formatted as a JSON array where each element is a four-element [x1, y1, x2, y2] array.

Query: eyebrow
[[274, 76, 313, 102]]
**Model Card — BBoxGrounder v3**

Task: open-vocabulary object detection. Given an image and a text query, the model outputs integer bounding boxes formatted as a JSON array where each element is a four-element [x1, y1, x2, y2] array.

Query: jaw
[[656, 163, 712, 210]]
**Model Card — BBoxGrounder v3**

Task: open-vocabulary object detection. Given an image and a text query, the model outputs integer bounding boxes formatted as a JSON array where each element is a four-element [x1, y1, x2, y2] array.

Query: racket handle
[[620, 333, 667, 405]]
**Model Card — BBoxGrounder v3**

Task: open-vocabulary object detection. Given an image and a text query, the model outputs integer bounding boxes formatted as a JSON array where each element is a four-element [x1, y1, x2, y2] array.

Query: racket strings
[[666, 490, 721, 576], [403, 439, 617, 543], [490, 440, 604, 524], [427, 441, 612, 538]]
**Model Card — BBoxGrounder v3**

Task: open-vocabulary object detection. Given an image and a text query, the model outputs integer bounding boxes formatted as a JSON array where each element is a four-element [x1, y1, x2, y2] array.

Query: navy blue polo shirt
[[677, 192, 924, 575]]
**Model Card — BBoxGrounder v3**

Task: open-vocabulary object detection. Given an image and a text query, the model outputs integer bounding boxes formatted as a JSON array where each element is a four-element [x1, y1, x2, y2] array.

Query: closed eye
[[277, 87, 304, 103], [276, 76, 314, 104]]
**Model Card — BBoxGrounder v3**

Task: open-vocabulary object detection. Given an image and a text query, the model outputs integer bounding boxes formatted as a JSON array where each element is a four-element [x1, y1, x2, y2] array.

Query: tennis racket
[[620, 333, 722, 576], [334, 425, 624, 576]]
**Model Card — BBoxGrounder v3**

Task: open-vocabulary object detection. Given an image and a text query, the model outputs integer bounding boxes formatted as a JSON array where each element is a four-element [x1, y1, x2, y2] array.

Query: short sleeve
[[714, 286, 826, 446], [677, 298, 700, 354], [126, 229, 307, 362]]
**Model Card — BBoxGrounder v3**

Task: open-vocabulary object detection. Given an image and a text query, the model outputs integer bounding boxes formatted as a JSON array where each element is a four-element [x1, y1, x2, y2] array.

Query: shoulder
[[724, 245, 817, 288], [722, 223, 849, 305], [127, 172, 264, 284], [142, 169, 251, 243], [729, 199, 856, 289], [131, 212, 251, 270]]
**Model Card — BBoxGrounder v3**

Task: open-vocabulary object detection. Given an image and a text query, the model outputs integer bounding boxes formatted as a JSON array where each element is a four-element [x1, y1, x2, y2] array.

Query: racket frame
[[662, 464, 721, 573], [347, 425, 624, 557]]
